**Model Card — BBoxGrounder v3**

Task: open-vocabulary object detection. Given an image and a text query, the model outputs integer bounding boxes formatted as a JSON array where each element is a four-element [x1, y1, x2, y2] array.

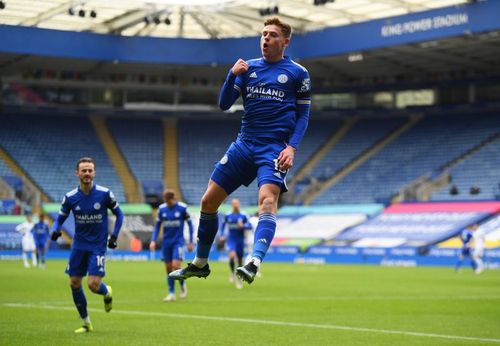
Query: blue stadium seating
[[312, 113, 500, 204], [178, 118, 259, 205], [178, 117, 343, 206], [2, 111, 497, 207], [0, 158, 23, 193], [107, 118, 164, 193], [310, 117, 406, 181], [431, 136, 500, 200], [287, 118, 342, 180], [0, 159, 14, 177], [0, 114, 126, 202]]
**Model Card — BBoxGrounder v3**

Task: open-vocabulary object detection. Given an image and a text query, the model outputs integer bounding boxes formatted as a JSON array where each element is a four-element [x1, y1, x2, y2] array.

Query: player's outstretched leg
[[103, 285, 113, 312], [71, 285, 93, 333], [235, 254, 243, 289], [229, 256, 236, 283], [170, 212, 217, 280], [179, 280, 188, 299], [22, 252, 30, 268], [90, 279, 112, 312], [31, 251, 37, 267], [164, 275, 176, 302], [237, 213, 276, 284], [474, 255, 484, 274]]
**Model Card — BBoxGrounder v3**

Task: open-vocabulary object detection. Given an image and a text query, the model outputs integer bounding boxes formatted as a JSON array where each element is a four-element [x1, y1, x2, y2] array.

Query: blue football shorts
[[162, 242, 185, 262], [210, 137, 288, 195], [35, 240, 46, 252], [227, 237, 245, 258], [66, 248, 107, 277]]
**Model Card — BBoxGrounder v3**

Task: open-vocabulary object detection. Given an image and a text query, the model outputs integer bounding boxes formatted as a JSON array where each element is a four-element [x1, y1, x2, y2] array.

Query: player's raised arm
[[218, 58, 248, 110]]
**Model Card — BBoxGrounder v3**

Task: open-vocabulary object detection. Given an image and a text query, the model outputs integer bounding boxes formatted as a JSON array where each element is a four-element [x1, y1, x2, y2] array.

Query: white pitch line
[[4, 303, 500, 344], [189, 295, 500, 303], [58, 295, 499, 304]]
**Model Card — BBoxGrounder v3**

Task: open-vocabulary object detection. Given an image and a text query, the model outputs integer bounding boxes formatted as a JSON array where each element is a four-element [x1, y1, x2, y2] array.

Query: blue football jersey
[[155, 202, 191, 245], [222, 212, 249, 242], [233, 56, 311, 143], [460, 229, 473, 248], [32, 221, 50, 244], [58, 184, 119, 251]]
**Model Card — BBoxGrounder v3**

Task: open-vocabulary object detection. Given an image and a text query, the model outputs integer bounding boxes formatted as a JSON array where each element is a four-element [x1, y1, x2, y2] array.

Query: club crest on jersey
[[220, 155, 228, 165], [277, 74, 288, 83], [175, 212, 180, 218], [94, 203, 101, 210]]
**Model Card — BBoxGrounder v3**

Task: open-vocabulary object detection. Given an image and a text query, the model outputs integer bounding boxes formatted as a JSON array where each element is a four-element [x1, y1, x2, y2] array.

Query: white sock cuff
[[192, 257, 208, 268], [251, 257, 262, 267]]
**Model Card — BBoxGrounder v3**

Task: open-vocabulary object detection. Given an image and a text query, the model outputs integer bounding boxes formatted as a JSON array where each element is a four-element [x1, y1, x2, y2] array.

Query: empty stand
[[0, 114, 126, 202], [431, 135, 500, 200], [178, 117, 344, 206], [107, 117, 164, 199], [177, 118, 259, 205], [0, 158, 14, 177], [313, 113, 500, 204], [310, 117, 407, 180]]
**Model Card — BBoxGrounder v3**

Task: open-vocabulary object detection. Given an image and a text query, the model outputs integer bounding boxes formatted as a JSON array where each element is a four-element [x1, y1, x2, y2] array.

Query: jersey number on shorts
[[96, 255, 105, 267]]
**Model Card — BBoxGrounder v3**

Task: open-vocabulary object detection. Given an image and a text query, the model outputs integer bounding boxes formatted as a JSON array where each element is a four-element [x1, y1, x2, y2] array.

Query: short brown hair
[[163, 189, 176, 201], [76, 157, 95, 170], [264, 17, 292, 39]]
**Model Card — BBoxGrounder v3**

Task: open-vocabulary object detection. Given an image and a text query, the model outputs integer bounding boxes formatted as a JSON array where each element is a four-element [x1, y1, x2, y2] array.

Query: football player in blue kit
[[31, 213, 50, 269], [455, 225, 477, 272], [218, 199, 251, 289], [149, 189, 194, 302], [51, 157, 124, 333], [170, 17, 311, 284]]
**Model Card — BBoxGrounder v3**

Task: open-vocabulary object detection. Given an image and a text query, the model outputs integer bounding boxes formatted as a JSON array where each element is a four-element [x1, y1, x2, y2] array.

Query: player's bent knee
[[87, 279, 101, 293], [171, 260, 181, 270], [259, 195, 277, 214], [69, 277, 82, 289], [200, 181, 227, 213], [200, 194, 219, 213]]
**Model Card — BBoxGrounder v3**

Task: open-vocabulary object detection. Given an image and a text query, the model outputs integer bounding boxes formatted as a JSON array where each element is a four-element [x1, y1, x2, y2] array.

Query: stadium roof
[[0, 0, 470, 39]]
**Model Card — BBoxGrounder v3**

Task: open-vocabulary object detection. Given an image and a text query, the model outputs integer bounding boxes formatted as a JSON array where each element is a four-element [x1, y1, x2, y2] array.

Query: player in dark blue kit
[[455, 225, 477, 272], [31, 213, 50, 269], [51, 157, 123, 333], [170, 17, 311, 284], [149, 189, 194, 302], [218, 199, 251, 289]]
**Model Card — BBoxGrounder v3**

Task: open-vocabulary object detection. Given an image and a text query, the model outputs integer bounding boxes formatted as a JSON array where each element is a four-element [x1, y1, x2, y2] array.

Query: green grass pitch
[[1, 260, 499, 345]]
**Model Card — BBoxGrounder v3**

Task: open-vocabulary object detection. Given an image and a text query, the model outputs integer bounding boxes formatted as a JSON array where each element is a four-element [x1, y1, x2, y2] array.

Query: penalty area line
[[4, 303, 500, 344]]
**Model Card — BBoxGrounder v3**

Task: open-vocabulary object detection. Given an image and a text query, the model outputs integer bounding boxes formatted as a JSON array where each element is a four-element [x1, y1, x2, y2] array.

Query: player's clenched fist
[[231, 58, 248, 75]]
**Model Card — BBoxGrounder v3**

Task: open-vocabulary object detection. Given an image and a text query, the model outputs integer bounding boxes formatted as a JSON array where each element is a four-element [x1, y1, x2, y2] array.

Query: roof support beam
[[20, 0, 74, 26]]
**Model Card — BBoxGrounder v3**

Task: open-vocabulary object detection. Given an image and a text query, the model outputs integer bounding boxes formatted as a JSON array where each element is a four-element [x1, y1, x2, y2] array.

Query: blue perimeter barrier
[[2, 246, 499, 269]]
